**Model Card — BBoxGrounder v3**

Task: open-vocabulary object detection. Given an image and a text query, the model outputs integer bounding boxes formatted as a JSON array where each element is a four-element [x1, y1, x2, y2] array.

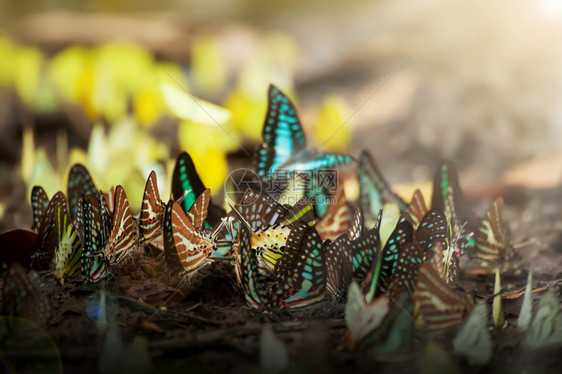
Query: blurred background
[[1, 0, 562, 230]]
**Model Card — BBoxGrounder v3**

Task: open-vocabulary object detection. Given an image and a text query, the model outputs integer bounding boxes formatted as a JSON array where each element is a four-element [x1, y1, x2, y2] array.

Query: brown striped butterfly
[[475, 197, 513, 262], [163, 199, 213, 277], [139, 170, 165, 244], [415, 262, 473, 332], [407, 189, 428, 231], [103, 185, 135, 265], [316, 181, 351, 241]]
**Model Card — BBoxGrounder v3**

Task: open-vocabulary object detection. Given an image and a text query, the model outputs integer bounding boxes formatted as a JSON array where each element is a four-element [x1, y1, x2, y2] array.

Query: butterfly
[[431, 161, 477, 239], [30, 186, 49, 232], [163, 199, 213, 277], [138, 171, 165, 243], [352, 223, 383, 284], [233, 215, 267, 309], [67, 164, 98, 225], [345, 283, 390, 346], [385, 241, 423, 305], [234, 205, 327, 310], [362, 220, 414, 303], [52, 193, 82, 285], [475, 197, 514, 262], [171, 152, 225, 226], [255, 85, 353, 182], [415, 262, 474, 332], [415, 209, 448, 253], [316, 181, 351, 241], [358, 151, 407, 225], [234, 189, 288, 231], [103, 185, 135, 265], [33, 191, 68, 270], [522, 291, 562, 349], [81, 196, 110, 283], [1, 263, 52, 327], [453, 303, 492, 365], [208, 189, 288, 260], [358, 293, 414, 355], [266, 224, 327, 309], [407, 189, 428, 231], [324, 233, 354, 302]]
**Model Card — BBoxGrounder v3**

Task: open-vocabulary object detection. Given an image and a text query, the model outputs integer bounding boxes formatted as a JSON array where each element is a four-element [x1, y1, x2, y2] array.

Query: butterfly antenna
[[512, 238, 537, 249]]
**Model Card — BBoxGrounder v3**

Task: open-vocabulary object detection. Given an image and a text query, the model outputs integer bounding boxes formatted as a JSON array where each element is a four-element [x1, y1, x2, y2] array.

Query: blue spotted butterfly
[[256, 85, 353, 179], [255, 85, 353, 218]]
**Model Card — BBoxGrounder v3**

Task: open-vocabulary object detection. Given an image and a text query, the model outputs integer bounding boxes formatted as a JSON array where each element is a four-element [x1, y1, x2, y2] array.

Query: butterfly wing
[[362, 220, 413, 303], [67, 164, 97, 224], [358, 151, 407, 223], [186, 189, 210, 230], [230, 210, 266, 309], [34, 191, 68, 270], [256, 85, 306, 180], [385, 241, 423, 305], [416, 262, 474, 332], [30, 186, 49, 232], [348, 207, 364, 241], [168, 201, 212, 276], [475, 197, 513, 261], [431, 161, 477, 234], [352, 225, 382, 283], [236, 189, 288, 231], [253, 225, 292, 276], [53, 202, 82, 285], [407, 189, 428, 231], [268, 226, 326, 309], [316, 183, 351, 241], [358, 293, 414, 354], [139, 171, 165, 243], [415, 209, 448, 253], [452, 303, 493, 365], [103, 186, 135, 265], [172, 152, 226, 226], [325, 234, 354, 302], [1, 263, 52, 327], [81, 197, 109, 283]]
